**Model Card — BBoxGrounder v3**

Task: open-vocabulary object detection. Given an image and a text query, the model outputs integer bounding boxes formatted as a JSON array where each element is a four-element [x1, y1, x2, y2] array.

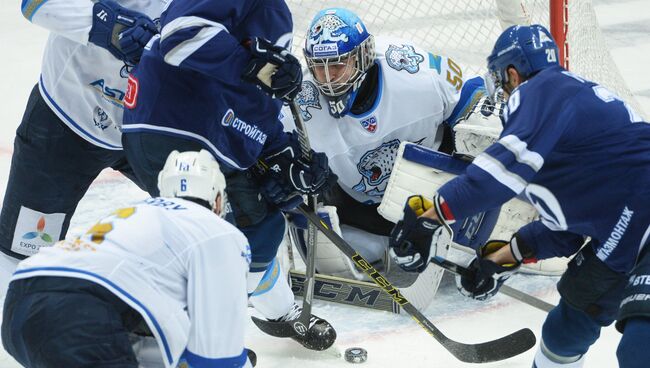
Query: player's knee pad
[[242, 210, 286, 272], [616, 317, 650, 368], [558, 244, 627, 319], [616, 248, 650, 333]]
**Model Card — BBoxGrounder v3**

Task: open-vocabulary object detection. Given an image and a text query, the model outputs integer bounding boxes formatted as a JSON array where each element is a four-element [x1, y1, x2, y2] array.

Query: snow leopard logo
[[352, 139, 401, 197], [296, 81, 321, 121], [307, 14, 349, 47], [385, 44, 424, 74], [353, 138, 426, 197]]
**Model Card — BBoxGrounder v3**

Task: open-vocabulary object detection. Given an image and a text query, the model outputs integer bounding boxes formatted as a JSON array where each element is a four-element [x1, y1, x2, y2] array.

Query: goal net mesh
[[286, 0, 644, 116]]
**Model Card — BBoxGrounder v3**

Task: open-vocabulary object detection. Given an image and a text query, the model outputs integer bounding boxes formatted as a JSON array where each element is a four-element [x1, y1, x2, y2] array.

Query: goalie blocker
[[378, 141, 570, 276]]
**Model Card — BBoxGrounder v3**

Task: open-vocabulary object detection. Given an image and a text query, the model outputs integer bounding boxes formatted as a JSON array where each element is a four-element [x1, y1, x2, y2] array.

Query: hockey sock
[[248, 258, 294, 320], [616, 317, 650, 368]]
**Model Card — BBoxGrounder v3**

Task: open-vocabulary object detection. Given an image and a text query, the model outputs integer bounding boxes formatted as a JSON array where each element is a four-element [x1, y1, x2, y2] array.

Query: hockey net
[[286, 0, 645, 117]]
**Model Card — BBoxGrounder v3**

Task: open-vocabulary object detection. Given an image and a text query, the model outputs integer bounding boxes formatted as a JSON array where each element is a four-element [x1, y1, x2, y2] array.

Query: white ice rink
[[1, 1, 650, 367]]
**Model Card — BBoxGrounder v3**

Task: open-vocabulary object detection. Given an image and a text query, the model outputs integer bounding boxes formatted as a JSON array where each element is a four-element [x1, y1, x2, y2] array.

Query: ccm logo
[[124, 75, 139, 109]]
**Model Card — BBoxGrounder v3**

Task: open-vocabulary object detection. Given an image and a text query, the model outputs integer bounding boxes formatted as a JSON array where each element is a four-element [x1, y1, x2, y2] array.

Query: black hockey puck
[[344, 347, 368, 363]]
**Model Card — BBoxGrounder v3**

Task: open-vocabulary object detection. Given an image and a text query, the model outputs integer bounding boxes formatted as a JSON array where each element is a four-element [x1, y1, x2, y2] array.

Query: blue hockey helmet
[[485, 24, 559, 98], [304, 8, 375, 117]]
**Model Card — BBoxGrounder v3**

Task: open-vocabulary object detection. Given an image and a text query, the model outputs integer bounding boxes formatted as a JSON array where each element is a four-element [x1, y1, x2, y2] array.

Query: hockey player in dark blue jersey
[[387, 24, 650, 367], [121, 0, 336, 351]]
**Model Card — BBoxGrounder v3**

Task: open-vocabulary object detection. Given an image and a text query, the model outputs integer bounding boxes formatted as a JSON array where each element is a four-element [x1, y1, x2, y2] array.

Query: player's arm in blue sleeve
[[514, 221, 585, 261], [437, 83, 574, 220], [21, 0, 94, 44], [158, 0, 290, 87], [260, 118, 291, 156]]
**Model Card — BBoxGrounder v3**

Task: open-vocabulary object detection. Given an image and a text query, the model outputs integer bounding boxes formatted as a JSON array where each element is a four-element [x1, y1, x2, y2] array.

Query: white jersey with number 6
[[12, 197, 251, 368]]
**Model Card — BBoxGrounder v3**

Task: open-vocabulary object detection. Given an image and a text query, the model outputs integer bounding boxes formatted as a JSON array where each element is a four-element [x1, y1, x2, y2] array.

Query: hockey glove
[[258, 133, 334, 209], [389, 195, 444, 273], [242, 37, 303, 102], [456, 240, 521, 301], [89, 0, 158, 64]]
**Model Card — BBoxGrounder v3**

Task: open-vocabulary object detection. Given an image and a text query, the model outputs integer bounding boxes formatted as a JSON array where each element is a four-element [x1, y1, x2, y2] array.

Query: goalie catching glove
[[456, 240, 521, 301], [242, 37, 303, 102], [389, 195, 445, 273]]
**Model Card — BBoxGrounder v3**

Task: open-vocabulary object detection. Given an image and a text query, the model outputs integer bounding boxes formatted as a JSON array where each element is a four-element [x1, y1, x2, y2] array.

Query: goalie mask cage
[[287, 0, 645, 117]]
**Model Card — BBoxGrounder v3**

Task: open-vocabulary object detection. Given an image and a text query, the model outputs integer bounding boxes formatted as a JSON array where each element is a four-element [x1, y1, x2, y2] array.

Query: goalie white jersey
[[11, 197, 252, 368], [21, 0, 165, 149], [287, 37, 483, 204]]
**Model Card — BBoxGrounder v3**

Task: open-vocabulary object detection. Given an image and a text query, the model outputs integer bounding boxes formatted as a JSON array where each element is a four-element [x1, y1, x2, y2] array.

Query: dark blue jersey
[[122, 0, 292, 170], [438, 66, 650, 272]]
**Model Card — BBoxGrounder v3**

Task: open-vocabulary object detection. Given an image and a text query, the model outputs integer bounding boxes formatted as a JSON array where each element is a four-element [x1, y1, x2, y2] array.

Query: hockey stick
[[430, 257, 555, 313], [297, 205, 536, 363], [252, 100, 319, 339]]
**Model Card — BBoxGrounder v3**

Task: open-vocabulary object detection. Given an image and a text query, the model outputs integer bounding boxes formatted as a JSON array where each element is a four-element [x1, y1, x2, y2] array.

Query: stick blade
[[446, 328, 536, 363], [251, 316, 300, 338]]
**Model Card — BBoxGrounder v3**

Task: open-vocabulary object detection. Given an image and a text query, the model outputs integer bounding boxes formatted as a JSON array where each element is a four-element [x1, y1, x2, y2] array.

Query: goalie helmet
[[485, 24, 559, 98], [158, 150, 227, 214], [304, 8, 375, 118]]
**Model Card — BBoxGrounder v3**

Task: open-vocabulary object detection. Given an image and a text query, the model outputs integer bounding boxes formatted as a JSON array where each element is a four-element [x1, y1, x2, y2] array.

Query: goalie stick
[[288, 266, 554, 313], [297, 204, 536, 363], [252, 100, 320, 339]]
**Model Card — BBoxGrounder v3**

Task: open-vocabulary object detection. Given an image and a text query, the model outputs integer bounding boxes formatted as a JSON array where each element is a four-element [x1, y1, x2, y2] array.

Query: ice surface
[[1, 1, 649, 366]]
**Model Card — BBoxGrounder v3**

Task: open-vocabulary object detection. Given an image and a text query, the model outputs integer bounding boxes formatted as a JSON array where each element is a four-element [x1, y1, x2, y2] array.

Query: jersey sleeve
[[158, 0, 291, 87], [21, 0, 93, 44], [516, 221, 585, 260], [424, 53, 485, 126], [181, 231, 252, 367], [437, 81, 573, 220]]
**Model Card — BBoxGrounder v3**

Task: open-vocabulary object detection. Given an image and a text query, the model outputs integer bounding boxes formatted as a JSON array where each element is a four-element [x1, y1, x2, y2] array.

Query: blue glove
[[259, 179, 304, 211], [89, 0, 158, 64], [258, 133, 334, 209], [389, 195, 443, 273], [456, 240, 521, 301], [241, 37, 303, 102]]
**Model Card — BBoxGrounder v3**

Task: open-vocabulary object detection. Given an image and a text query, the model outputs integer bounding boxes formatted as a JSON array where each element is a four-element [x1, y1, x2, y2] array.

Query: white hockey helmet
[[157, 150, 227, 214]]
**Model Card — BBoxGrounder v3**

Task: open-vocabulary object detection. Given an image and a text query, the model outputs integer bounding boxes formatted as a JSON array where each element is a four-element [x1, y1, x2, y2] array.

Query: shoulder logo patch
[[296, 81, 322, 121], [385, 44, 424, 74]]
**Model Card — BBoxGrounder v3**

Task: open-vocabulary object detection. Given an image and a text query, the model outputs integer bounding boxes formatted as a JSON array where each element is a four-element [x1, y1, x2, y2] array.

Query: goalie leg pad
[[288, 206, 386, 280], [378, 142, 469, 223]]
